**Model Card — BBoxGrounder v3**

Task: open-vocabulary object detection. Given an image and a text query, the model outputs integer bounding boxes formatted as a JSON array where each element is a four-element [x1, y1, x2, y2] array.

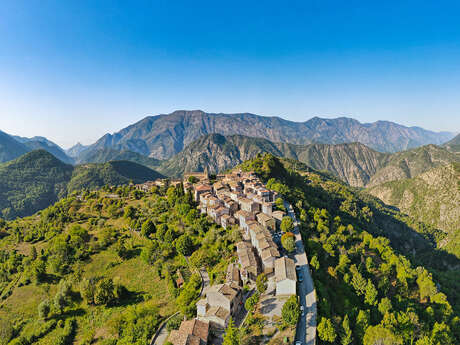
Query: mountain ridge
[[79, 110, 455, 159], [0, 149, 164, 219]]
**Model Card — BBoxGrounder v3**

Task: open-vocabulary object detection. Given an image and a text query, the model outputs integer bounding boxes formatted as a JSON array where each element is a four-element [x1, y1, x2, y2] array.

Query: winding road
[[285, 202, 317, 345]]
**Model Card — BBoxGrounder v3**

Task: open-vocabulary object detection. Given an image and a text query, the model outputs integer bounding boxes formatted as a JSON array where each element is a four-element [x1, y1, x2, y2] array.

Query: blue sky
[[1, 0, 459, 148]]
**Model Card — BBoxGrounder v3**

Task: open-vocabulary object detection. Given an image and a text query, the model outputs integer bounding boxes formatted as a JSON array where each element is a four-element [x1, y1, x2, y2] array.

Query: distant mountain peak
[[78, 110, 456, 160]]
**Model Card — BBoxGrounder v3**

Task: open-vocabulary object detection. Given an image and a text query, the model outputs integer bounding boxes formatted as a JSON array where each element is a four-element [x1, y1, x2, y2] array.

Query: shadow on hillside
[[116, 289, 144, 307]]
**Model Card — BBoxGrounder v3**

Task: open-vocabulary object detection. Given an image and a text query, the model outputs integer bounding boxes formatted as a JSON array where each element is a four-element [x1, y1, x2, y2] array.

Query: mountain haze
[[79, 110, 454, 160], [0, 130, 29, 163], [13, 135, 73, 164]]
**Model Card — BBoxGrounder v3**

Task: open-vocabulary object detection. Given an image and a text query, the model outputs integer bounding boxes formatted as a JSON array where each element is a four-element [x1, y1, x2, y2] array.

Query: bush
[[38, 299, 51, 319], [166, 314, 183, 331]]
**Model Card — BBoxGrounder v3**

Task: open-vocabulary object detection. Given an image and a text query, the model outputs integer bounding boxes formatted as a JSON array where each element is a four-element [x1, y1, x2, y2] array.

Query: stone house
[[275, 257, 297, 296], [197, 283, 243, 329], [220, 214, 236, 229], [256, 213, 276, 232], [261, 202, 273, 216], [272, 210, 286, 229], [194, 184, 213, 201], [239, 197, 260, 213], [236, 241, 259, 282], [168, 318, 209, 345], [235, 210, 255, 233]]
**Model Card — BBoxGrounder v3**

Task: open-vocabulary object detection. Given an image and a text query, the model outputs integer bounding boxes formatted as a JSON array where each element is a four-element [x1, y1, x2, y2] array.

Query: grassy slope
[[0, 191, 175, 344]]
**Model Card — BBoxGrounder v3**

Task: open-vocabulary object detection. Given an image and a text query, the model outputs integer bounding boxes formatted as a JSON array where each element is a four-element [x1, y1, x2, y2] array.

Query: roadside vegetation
[[240, 153, 460, 345]]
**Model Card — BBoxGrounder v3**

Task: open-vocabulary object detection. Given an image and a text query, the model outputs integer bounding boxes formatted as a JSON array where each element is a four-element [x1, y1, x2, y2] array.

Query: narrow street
[[285, 202, 317, 345]]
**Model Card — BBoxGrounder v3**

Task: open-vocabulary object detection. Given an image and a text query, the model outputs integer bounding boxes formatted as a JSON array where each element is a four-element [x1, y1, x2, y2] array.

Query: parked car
[[298, 272, 304, 282]]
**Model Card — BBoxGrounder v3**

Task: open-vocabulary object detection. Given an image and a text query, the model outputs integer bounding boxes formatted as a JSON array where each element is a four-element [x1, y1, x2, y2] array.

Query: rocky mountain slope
[[158, 134, 460, 188], [158, 134, 388, 186], [79, 110, 454, 159], [66, 142, 88, 157], [444, 133, 460, 152], [367, 163, 460, 255], [0, 150, 164, 219], [366, 144, 460, 187]]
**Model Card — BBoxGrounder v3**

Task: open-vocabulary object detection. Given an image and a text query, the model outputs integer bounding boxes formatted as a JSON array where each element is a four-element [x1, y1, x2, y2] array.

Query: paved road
[[285, 202, 317, 345], [154, 268, 209, 345]]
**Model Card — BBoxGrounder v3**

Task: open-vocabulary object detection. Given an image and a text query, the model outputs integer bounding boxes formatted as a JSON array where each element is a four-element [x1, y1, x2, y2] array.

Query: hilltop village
[[137, 170, 299, 345]]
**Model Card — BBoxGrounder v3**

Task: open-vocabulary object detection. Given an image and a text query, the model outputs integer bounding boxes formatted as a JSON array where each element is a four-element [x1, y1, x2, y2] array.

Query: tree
[[188, 176, 199, 183], [364, 279, 378, 306], [114, 239, 129, 260], [318, 317, 337, 343], [94, 278, 116, 305], [30, 260, 46, 284], [281, 232, 296, 252], [431, 322, 453, 345], [378, 298, 393, 316], [54, 291, 66, 314], [30, 246, 37, 260], [282, 295, 300, 326], [176, 234, 194, 256], [141, 219, 156, 238], [245, 293, 260, 313], [256, 273, 268, 294], [223, 317, 239, 345], [38, 299, 51, 319], [80, 277, 96, 304], [310, 255, 320, 270], [341, 315, 353, 345], [350, 265, 367, 296], [356, 310, 370, 340], [363, 325, 402, 345], [141, 241, 159, 264], [280, 216, 294, 233], [123, 205, 136, 220]]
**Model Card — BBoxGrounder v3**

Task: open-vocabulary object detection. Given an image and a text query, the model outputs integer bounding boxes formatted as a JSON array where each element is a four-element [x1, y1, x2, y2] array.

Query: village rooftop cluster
[[137, 169, 301, 345]]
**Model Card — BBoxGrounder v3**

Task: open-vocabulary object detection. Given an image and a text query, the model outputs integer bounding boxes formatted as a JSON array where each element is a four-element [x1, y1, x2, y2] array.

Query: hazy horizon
[[2, 111, 458, 150], [1, 1, 460, 147]]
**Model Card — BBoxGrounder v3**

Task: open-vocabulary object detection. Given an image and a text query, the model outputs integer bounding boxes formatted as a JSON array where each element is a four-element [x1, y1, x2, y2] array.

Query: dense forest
[[240, 154, 460, 345]]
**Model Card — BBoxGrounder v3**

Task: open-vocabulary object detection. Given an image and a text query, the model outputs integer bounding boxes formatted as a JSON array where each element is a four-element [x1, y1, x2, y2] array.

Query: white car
[[296, 341, 302, 345], [300, 305, 305, 316]]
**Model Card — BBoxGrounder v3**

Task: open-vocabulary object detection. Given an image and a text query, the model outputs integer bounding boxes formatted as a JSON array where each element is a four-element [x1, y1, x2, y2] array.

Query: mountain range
[[77, 110, 455, 159]]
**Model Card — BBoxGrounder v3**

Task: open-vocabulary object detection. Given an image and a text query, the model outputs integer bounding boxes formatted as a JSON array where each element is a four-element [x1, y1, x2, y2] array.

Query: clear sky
[[1, 0, 460, 148]]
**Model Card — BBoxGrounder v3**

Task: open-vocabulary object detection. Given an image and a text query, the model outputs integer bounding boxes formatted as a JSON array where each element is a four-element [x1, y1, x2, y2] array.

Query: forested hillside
[[239, 154, 460, 344], [75, 148, 162, 168], [0, 150, 164, 220], [368, 163, 460, 258], [0, 183, 238, 344]]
